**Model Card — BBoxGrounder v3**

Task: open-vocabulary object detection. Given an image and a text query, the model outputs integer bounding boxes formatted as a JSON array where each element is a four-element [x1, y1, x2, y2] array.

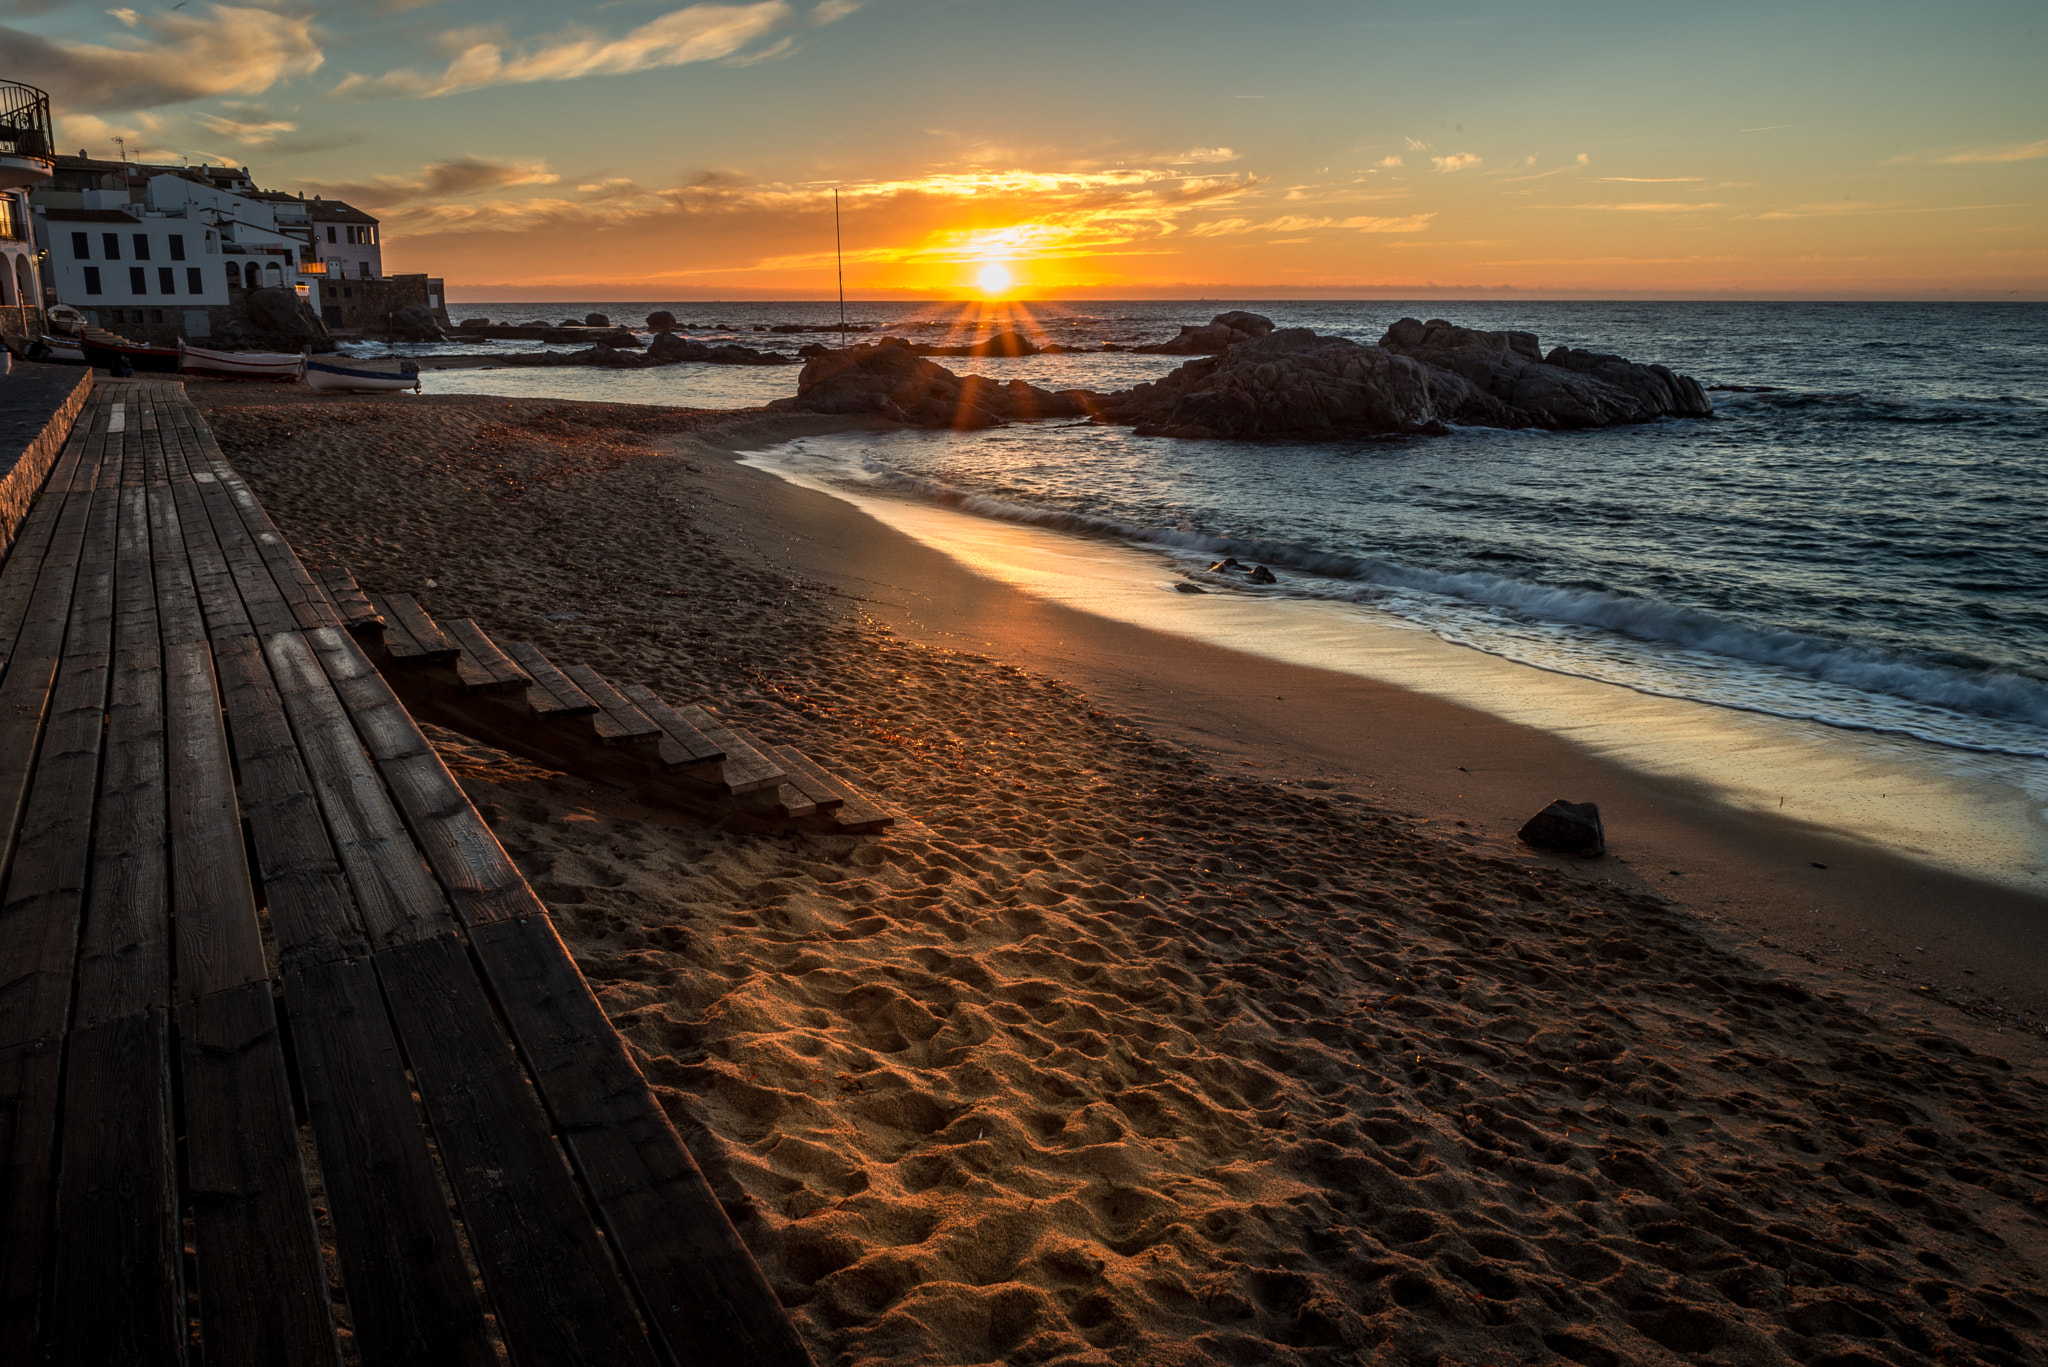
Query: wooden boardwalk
[[0, 381, 813, 1365]]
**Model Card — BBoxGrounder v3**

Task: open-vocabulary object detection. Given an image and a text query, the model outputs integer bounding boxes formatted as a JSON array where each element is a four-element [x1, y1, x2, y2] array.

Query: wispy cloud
[[1597, 176, 1702, 183], [0, 4, 322, 112], [1744, 200, 2011, 220], [318, 157, 561, 207], [810, 0, 861, 22], [1888, 138, 2048, 165], [1376, 154, 1403, 169], [1188, 212, 1432, 237], [192, 109, 298, 146], [1541, 202, 1724, 213], [333, 1, 793, 99], [1160, 147, 1239, 165], [1432, 152, 1481, 172]]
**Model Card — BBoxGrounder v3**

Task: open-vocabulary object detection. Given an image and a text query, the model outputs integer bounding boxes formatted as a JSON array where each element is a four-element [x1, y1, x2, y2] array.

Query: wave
[[820, 449, 2048, 742]]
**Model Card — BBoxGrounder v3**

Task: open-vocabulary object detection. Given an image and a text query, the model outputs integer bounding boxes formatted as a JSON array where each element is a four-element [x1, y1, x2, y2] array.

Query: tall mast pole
[[835, 188, 846, 335]]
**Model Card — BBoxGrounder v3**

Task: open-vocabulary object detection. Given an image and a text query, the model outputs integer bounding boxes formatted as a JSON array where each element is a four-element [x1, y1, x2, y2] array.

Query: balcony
[[0, 81, 53, 190]]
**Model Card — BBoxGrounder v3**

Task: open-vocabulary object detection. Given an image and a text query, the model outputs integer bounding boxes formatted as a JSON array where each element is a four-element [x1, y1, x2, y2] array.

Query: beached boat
[[28, 336, 85, 364], [179, 341, 306, 382], [79, 330, 179, 373], [304, 358, 421, 393]]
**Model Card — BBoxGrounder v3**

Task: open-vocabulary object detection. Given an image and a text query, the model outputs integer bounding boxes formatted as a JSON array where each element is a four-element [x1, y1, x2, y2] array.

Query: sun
[[976, 261, 1014, 297]]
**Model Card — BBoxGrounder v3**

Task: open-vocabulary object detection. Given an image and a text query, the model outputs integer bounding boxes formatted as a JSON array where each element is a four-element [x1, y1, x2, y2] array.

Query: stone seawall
[[0, 361, 93, 558]]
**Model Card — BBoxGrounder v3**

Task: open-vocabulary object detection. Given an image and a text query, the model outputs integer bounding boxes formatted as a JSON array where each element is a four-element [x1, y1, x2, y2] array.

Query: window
[[103, 233, 121, 260], [70, 231, 89, 259], [168, 234, 185, 261], [83, 267, 102, 295], [159, 267, 176, 294], [359, 261, 370, 279], [130, 266, 147, 294], [325, 225, 336, 243], [133, 234, 151, 261], [187, 267, 203, 294]]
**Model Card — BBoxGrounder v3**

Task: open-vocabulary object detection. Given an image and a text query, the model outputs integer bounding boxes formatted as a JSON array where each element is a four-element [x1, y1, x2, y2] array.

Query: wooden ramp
[[0, 381, 814, 1366]]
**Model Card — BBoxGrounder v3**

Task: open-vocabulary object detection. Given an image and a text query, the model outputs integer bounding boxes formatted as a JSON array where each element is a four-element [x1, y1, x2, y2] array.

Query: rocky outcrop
[[920, 330, 1041, 358], [583, 313, 610, 328], [384, 304, 445, 343], [240, 286, 329, 345], [1095, 319, 1712, 438], [1135, 310, 1276, 355], [646, 311, 677, 331], [643, 332, 791, 366], [1378, 318, 1712, 427], [769, 337, 1090, 428]]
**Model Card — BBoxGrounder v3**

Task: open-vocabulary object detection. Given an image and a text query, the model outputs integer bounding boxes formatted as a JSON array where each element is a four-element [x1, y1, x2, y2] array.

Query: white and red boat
[[179, 341, 306, 382]]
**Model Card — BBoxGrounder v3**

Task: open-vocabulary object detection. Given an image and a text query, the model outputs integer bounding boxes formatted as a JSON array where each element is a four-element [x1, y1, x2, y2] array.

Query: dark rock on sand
[[1136, 310, 1276, 355], [1518, 800, 1607, 856], [770, 337, 1090, 428]]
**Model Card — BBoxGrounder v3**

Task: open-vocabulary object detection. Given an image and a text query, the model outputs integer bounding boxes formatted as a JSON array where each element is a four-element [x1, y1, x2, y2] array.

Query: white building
[[308, 199, 383, 281], [0, 80, 54, 345], [40, 208, 231, 334]]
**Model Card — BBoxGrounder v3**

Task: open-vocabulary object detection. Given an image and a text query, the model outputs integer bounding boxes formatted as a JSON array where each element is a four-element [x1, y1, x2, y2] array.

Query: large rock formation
[[644, 331, 790, 366], [240, 286, 329, 345], [1134, 310, 1276, 355], [1097, 318, 1713, 438], [384, 304, 445, 342], [769, 337, 1090, 428]]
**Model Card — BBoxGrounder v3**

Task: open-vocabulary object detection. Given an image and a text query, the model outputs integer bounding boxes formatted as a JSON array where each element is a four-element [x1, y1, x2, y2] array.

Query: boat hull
[[305, 360, 419, 393], [179, 342, 305, 381], [82, 340, 180, 373]]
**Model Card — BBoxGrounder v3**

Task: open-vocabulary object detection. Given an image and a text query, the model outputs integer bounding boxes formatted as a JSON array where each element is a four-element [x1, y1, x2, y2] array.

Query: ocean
[[417, 300, 2048, 886]]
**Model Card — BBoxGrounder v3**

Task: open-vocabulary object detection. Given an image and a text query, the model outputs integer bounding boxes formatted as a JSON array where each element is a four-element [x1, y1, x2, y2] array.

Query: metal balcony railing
[[0, 82, 53, 163]]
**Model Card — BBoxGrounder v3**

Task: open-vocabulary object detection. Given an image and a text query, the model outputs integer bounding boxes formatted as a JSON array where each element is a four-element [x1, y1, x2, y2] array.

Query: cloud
[[0, 4, 322, 111], [1431, 152, 1481, 172], [1161, 147, 1238, 165], [333, 1, 794, 98], [1345, 213, 1434, 233], [315, 157, 561, 207], [192, 110, 298, 146], [1904, 138, 2048, 165], [1544, 202, 1723, 213], [1187, 211, 1432, 237], [1597, 176, 1702, 183], [1376, 155, 1403, 169], [1404, 137, 1432, 151], [810, 0, 861, 22]]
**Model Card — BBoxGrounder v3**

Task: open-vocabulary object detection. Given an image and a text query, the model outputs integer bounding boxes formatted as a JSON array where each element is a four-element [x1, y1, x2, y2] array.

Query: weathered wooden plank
[[210, 636, 367, 966], [180, 981, 342, 1367], [373, 935, 662, 1367], [561, 664, 662, 745], [769, 745, 896, 832], [315, 566, 382, 633], [280, 957, 496, 1367], [443, 619, 531, 693], [0, 1039, 61, 1356], [0, 433, 96, 660], [374, 593, 458, 665], [181, 466, 299, 638], [670, 705, 785, 795], [503, 641, 599, 718], [467, 917, 819, 1367], [262, 630, 455, 952], [69, 644, 167, 1025], [47, 1011, 184, 1366], [165, 639, 267, 1000], [761, 745, 849, 815], [619, 685, 725, 768]]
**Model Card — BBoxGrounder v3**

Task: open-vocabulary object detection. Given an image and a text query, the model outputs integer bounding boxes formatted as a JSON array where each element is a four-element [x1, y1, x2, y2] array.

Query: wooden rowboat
[[179, 341, 306, 382], [304, 358, 421, 393]]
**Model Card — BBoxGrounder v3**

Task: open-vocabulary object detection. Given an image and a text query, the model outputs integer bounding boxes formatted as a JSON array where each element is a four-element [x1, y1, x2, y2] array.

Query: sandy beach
[[192, 382, 2048, 1367]]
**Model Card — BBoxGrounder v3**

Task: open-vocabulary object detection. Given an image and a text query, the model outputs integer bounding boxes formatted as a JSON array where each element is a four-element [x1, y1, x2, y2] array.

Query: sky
[[3, 0, 2042, 300]]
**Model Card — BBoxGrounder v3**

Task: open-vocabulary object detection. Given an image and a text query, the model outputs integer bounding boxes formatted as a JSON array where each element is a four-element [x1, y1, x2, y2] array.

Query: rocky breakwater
[[1099, 315, 1714, 438], [1133, 309, 1276, 355], [768, 337, 1092, 428]]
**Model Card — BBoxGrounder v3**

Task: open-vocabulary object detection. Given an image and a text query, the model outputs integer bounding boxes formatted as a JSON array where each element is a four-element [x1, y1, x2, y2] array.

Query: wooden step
[[503, 642, 598, 718], [767, 745, 896, 832], [618, 685, 723, 769], [761, 744, 847, 813], [560, 665, 662, 745], [443, 619, 532, 694], [670, 706, 785, 795], [366, 593, 459, 666], [314, 566, 382, 633]]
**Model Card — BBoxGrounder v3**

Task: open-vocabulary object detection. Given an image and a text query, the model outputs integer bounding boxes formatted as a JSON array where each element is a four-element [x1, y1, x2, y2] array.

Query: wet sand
[[195, 383, 2048, 1367]]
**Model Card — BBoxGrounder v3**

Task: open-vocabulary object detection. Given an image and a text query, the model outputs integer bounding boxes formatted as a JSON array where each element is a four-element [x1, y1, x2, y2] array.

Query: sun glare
[[976, 262, 1014, 297]]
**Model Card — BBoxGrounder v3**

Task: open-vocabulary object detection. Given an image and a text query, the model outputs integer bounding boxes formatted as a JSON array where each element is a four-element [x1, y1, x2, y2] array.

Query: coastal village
[[1, 34, 2046, 1367]]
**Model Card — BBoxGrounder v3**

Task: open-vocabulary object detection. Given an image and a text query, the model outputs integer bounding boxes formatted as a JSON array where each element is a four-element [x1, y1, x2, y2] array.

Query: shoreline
[[690, 420, 2048, 1032], [190, 386, 2048, 1365]]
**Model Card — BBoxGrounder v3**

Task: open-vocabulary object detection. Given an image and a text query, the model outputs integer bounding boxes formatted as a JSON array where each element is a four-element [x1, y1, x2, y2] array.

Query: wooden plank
[[769, 746, 896, 832], [180, 981, 342, 1367], [670, 704, 785, 795], [0, 433, 96, 660], [504, 641, 599, 718], [70, 641, 166, 1024], [0, 1040, 61, 1356], [261, 631, 455, 953], [373, 935, 662, 1367], [467, 916, 817, 1367], [619, 685, 725, 768], [303, 626, 544, 929], [560, 664, 662, 745], [375, 593, 458, 665], [315, 567, 382, 632], [46, 1011, 184, 1365], [180, 464, 298, 638], [443, 619, 531, 694], [280, 957, 497, 1367], [165, 639, 267, 1001], [209, 636, 368, 967], [760, 744, 847, 814]]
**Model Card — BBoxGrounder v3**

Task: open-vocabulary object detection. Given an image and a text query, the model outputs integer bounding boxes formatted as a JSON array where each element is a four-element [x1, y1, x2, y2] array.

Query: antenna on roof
[[113, 136, 126, 163], [835, 187, 845, 336]]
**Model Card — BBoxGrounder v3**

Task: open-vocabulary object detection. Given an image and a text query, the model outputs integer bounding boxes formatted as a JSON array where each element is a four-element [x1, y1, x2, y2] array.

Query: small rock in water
[[1174, 582, 1207, 594], [1247, 564, 1277, 584], [1517, 799, 1606, 856], [1208, 558, 1243, 573]]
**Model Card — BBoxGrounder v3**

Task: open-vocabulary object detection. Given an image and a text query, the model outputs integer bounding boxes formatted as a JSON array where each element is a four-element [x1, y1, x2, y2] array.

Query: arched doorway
[[0, 254, 15, 305], [264, 261, 283, 288], [15, 254, 33, 309]]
